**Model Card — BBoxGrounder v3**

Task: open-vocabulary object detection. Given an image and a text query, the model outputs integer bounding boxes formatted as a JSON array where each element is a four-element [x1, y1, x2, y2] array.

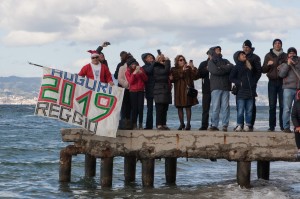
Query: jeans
[[145, 97, 154, 129], [283, 88, 296, 129], [210, 90, 230, 128], [201, 93, 211, 129], [236, 98, 253, 126], [268, 80, 283, 130]]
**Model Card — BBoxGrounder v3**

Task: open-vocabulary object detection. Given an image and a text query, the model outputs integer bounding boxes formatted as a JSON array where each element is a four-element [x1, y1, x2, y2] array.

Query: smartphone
[[157, 49, 161, 55], [104, 41, 111, 45]]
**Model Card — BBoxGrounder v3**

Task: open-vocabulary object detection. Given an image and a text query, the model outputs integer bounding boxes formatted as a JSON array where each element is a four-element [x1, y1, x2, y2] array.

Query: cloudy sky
[[1, 0, 300, 81]]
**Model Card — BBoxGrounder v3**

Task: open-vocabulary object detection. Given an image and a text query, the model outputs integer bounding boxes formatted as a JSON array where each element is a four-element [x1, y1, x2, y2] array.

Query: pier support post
[[124, 156, 136, 183], [257, 161, 270, 180], [100, 157, 113, 187], [142, 159, 155, 187], [165, 157, 177, 184], [59, 148, 72, 182], [85, 154, 96, 177], [237, 161, 251, 188]]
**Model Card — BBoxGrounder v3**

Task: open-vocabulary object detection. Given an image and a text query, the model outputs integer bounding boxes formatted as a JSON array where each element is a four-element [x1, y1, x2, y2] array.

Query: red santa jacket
[[78, 63, 113, 83], [125, 67, 148, 92]]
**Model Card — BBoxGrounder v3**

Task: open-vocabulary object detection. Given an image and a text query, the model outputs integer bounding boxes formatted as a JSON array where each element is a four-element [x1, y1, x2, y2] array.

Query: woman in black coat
[[153, 54, 172, 130]]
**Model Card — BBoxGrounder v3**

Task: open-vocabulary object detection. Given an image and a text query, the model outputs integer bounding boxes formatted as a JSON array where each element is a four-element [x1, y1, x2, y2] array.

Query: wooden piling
[[165, 157, 177, 184], [85, 154, 96, 177], [59, 148, 72, 182], [100, 157, 113, 187], [124, 156, 136, 183], [237, 161, 251, 188], [257, 161, 270, 180], [141, 159, 155, 187]]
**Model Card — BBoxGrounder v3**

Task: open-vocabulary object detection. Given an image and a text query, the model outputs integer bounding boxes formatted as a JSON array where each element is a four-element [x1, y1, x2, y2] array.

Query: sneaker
[[235, 125, 243, 132], [283, 128, 292, 133], [208, 126, 219, 131], [222, 126, 228, 132], [267, 128, 275, 132], [243, 126, 250, 132]]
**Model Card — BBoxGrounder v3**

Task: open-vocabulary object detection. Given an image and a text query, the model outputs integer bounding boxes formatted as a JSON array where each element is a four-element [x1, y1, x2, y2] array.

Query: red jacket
[[125, 67, 148, 92], [78, 63, 113, 83]]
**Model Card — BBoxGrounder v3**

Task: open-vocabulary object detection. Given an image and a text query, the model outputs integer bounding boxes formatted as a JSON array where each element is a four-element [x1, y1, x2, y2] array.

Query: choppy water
[[0, 105, 300, 198]]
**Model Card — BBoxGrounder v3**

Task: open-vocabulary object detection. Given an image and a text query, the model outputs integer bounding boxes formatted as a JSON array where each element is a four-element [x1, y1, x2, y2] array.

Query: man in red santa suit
[[78, 50, 114, 86]]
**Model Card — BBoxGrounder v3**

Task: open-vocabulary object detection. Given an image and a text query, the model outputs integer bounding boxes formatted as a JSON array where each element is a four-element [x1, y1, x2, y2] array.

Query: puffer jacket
[[262, 49, 287, 80], [125, 67, 148, 92], [153, 60, 172, 104], [278, 58, 300, 89], [208, 52, 233, 91], [229, 51, 257, 99]]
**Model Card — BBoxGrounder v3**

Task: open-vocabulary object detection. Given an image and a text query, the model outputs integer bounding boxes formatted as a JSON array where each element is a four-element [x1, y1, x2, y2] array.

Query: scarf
[[272, 48, 283, 57]]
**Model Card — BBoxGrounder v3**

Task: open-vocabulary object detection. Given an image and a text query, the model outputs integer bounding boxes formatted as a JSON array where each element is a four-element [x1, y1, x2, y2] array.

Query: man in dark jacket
[[208, 46, 233, 131], [262, 39, 287, 131], [114, 51, 128, 86], [142, 53, 155, 129], [197, 52, 211, 130], [242, 40, 262, 130]]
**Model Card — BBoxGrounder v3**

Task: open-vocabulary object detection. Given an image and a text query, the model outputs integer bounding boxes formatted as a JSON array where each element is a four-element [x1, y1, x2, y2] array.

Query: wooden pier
[[59, 128, 298, 188]]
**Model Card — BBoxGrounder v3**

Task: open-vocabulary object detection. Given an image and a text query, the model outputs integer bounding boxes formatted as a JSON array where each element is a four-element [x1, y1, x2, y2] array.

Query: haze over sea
[[1, 105, 300, 199]]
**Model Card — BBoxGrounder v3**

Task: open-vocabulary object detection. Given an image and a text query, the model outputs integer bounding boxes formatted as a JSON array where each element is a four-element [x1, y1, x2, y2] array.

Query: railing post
[[165, 157, 177, 184], [257, 161, 270, 180], [237, 161, 251, 188], [100, 157, 113, 187], [141, 159, 155, 187], [59, 148, 72, 182], [124, 156, 136, 183], [85, 154, 96, 177]]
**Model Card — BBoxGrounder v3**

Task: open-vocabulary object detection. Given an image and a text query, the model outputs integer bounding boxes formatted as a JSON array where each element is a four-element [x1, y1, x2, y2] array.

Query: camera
[[104, 41, 110, 45], [292, 56, 298, 63]]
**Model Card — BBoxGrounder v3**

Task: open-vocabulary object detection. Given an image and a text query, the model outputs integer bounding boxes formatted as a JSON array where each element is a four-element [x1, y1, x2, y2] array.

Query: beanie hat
[[120, 51, 127, 56], [273, 38, 282, 46], [87, 50, 100, 57], [287, 47, 297, 55], [243, 40, 252, 48], [126, 57, 138, 66]]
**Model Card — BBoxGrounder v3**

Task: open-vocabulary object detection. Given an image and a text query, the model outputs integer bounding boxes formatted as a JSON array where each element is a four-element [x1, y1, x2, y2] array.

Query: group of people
[[77, 40, 300, 152]]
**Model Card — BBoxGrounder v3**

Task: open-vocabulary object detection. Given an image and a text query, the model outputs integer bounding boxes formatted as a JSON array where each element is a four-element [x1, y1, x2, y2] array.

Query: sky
[[1, 0, 300, 81]]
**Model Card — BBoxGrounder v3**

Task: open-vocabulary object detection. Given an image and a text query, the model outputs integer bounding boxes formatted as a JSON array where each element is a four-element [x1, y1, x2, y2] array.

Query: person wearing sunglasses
[[170, 55, 198, 130], [78, 50, 114, 86]]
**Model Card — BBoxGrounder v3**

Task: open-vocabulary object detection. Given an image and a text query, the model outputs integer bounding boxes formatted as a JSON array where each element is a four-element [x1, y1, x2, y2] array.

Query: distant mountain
[[0, 76, 270, 105]]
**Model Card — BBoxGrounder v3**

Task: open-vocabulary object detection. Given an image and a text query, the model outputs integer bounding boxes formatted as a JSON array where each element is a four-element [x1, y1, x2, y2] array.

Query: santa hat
[[87, 50, 100, 57]]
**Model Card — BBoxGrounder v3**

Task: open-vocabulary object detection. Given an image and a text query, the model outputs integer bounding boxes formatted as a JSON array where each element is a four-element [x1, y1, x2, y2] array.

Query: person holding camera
[[153, 53, 172, 130], [125, 57, 148, 130], [170, 55, 198, 130], [141, 52, 156, 130], [278, 47, 300, 133]]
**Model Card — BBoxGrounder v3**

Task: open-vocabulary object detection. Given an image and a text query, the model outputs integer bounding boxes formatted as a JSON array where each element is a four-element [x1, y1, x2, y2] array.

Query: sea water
[[0, 105, 300, 199]]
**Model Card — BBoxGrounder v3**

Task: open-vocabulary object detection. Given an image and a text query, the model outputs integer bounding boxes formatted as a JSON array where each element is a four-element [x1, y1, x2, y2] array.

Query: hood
[[141, 53, 155, 64], [233, 51, 246, 65]]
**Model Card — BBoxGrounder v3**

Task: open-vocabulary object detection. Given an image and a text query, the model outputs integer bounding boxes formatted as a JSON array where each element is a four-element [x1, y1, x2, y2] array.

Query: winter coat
[[197, 59, 210, 94], [78, 63, 113, 83], [208, 54, 233, 91], [118, 64, 129, 89], [292, 100, 300, 129], [278, 58, 300, 89], [262, 49, 287, 80], [141, 53, 155, 99], [153, 60, 172, 104], [171, 65, 198, 107], [229, 52, 256, 99], [125, 67, 148, 92], [246, 50, 262, 95]]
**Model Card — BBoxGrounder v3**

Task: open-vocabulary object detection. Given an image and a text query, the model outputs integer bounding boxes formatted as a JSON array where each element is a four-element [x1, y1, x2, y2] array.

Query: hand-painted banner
[[35, 67, 124, 138]]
